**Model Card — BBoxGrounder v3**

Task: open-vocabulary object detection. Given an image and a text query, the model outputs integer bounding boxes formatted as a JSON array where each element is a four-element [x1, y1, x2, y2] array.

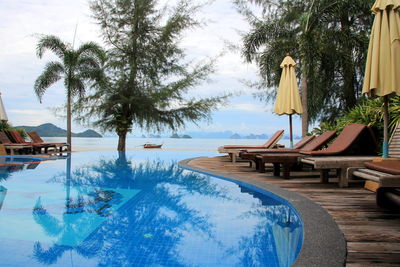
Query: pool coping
[[179, 158, 347, 267]]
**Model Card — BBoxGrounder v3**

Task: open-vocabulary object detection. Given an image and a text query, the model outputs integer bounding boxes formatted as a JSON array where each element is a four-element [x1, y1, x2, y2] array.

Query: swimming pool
[[0, 151, 303, 267]]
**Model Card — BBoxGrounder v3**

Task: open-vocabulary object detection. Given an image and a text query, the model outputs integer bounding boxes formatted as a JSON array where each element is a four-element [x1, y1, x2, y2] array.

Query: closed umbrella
[[0, 93, 8, 122], [362, 0, 400, 158], [274, 56, 303, 148]]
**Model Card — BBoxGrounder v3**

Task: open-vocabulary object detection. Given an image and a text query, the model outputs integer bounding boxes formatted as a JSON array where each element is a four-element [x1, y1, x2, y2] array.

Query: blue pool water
[[0, 151, 303, 267]]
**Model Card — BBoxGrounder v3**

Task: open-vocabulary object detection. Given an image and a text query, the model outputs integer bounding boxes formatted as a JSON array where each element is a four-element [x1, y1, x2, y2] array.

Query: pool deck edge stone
[[179, 157, 347, 267]]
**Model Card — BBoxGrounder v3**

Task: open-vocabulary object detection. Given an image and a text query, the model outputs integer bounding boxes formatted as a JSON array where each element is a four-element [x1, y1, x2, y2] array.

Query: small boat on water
[[143, 143, 162, 149]]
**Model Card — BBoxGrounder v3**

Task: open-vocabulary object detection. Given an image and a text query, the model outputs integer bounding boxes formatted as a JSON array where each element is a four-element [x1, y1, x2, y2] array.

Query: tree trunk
[[340, 14, 357, 111], [117, 130, 127, 151], [301, 74, 309, 137], [67, 90, 72, 151]]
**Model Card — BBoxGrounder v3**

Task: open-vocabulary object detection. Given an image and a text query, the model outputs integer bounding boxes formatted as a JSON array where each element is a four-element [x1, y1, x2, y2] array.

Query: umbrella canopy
[[362, 0, 400, 158], [0, 93, 8, 122], [274, 56, 303, 148]]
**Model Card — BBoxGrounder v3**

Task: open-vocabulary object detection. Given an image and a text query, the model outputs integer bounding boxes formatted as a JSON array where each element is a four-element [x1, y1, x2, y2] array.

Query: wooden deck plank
[[187, 156, 400, 266]]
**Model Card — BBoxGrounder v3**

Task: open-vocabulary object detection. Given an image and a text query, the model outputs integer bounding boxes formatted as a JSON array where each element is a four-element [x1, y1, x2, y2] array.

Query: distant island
[[16, 123, 102, 138], [229, 133, 301, 140], [170, 133, 192, 139]]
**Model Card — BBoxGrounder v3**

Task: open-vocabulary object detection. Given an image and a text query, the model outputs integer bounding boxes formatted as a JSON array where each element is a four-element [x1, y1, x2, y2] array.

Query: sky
[[0, 0, 302, 137]]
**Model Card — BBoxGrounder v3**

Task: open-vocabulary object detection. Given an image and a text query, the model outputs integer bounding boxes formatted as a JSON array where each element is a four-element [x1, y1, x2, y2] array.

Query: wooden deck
[[187, 156, 400, 266]]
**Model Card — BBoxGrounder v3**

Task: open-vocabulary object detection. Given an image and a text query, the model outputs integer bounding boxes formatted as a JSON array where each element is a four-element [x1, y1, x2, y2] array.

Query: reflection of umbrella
[[362, 0, 400, 158], [274, 56, 303, 148], [0, 93, 8, 122], [272, 208, 303, 267], [0, 186, 7, 210]]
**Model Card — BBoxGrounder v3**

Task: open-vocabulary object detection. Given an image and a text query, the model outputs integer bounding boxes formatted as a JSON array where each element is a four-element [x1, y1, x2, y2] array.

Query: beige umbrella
[[362, 0, 400, 158], [0, 93, 8, 122], [274, 56, 303, 148]]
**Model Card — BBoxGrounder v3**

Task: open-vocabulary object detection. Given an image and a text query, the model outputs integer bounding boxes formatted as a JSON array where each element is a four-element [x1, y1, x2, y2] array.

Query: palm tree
[[34, 35, 105, 150]]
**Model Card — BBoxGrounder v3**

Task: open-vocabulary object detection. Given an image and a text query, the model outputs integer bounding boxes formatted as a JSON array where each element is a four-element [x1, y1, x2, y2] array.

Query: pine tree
[[79, 0, 224, 151]]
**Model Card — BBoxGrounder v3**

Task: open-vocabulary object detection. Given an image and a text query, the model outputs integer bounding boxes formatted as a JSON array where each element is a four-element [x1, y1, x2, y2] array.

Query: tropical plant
[[77, 0, 225, 151], [310, 96, 400, 151], [34, 35, 106, 150], [234, 0, 373, 133], [0, 120, 11, 132], [14, 128, 27, 139]]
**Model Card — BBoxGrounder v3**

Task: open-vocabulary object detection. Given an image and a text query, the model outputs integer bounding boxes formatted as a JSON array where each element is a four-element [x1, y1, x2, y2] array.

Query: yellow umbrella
[[362, 0, 400, 158], [0, 93, 8, 122], [274, 55, 303, 148]]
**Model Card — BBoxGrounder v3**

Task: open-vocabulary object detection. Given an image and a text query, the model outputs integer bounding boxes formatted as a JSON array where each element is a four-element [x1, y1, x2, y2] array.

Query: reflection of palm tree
[[32, 152, 231, 266]]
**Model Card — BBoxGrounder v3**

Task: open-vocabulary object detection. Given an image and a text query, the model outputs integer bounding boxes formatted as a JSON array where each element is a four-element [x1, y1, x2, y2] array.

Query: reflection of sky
[[0, 151, 303, 267]]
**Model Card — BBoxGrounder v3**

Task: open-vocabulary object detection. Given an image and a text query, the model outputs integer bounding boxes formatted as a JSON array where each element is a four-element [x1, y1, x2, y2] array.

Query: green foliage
[[336, 98, 383, 131], [310, 121, 337, 136], [234, 0, 373, 123], [79, 0, 226, 151], [311, 97, 400, 144], [0, 121, 12, 132], [14, 128, 27, 139]]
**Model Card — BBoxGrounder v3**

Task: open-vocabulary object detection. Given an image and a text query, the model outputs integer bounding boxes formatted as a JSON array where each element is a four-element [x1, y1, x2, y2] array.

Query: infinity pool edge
[[179, 157, 347, 267]]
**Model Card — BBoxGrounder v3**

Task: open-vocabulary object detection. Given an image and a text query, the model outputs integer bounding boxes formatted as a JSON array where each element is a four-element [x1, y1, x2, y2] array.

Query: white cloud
[[222, 103, 271, 113]]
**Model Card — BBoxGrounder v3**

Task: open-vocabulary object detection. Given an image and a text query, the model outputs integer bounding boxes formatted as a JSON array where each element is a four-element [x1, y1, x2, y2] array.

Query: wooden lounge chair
[[0, 131, 32, 155], [239, 135, 315, 167], [300, 123, 379, 187], [349, 123, 400, 209], [240, 135, 315, 155], [7, 130, 55, 154], [218, 130, 284, 162], [240, 133, 337, 168], [27, 131, 70, 153], [249, 130, 337, 171], [351, 161, 400, 210], [258, 123, 377, 182]]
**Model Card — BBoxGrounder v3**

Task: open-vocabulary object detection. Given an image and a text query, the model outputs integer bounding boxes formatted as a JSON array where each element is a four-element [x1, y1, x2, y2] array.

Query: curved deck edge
[[179, 157, 347, 267]]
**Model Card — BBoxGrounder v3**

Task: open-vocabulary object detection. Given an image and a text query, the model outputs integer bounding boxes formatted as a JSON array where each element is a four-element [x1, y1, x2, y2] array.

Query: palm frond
[[34, 62, 64, 102], [36, 35, 68, 59]]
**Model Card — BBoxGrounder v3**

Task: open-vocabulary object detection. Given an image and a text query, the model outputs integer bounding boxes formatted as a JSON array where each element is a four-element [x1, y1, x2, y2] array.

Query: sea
[[44, 137, 299, 152]]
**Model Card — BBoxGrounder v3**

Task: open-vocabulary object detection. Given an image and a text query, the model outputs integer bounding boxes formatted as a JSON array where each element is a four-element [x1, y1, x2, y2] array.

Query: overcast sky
[[0, 0, 302, 136]]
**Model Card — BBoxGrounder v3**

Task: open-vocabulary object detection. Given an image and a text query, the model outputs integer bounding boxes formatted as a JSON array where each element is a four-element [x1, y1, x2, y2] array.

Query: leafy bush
[[311, 96, 400, 144], [0, 120, 12, 132], [14, 128, 27, 139]]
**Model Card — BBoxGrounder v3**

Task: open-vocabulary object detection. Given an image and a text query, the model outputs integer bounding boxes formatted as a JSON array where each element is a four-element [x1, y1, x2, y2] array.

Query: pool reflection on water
[[0, 151, 303, 267]]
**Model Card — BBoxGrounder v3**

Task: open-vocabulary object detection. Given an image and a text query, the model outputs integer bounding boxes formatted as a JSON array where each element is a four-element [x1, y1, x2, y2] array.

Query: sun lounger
[[349, 161, 400, 210], [0, 131, 32, 155], [240, 135, 315, 155], [248, 130, 337, 171], [27, 131, 70, 153], [300, 123, 378, 187], [7, 130, 55, 154], [258, 123, 377, 180], [239, 135, 314, 167], [348, 124, 400, 209], [241, 131, 337, 168], [300, 123, 378, 156], [218, 130, 284, 162]]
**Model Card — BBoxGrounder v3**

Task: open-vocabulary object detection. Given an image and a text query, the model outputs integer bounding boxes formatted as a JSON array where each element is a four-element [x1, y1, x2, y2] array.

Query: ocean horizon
[[44, 136, 300, 152]]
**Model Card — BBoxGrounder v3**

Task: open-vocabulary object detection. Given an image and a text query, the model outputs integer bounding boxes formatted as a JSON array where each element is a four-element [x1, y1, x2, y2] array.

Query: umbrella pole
[[383, 96, 389, 158], [289, 114, 293, 149]]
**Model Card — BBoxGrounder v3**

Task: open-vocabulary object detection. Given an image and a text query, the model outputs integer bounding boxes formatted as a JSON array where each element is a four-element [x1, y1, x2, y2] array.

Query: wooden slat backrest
[[389, 123, 400, 158]]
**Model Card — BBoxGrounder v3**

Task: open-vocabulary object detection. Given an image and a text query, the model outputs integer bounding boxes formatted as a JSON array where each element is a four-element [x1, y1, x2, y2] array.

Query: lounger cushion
[[365, 161, 400, 175]]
